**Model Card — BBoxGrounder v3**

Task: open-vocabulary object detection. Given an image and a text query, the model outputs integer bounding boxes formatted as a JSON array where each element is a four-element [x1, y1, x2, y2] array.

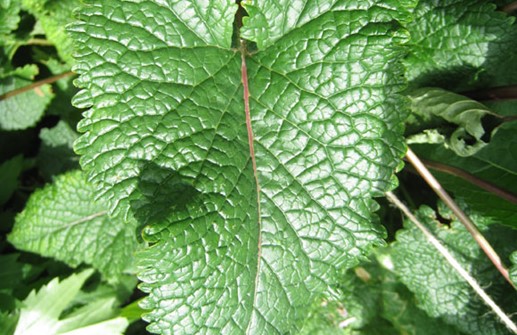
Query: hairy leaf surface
[[70, 1, 412, 333], [8, 170, 138, 282]]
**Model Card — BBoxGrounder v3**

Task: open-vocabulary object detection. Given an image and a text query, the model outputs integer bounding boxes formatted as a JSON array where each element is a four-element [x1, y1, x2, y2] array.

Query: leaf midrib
[[240, 44, 264, 334]]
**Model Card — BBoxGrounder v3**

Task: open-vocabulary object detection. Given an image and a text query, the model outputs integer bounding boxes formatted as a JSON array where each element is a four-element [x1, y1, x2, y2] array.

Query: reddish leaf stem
[[463, 85, 517, 101], [241, 40, 262, 333], [240, 45, 259, 187], [405, 157, 517, 205], [0, 71, 76, 101], [386, 191, 517, 333], [502, 1, 517, 13], [405, 148, 515, 289]]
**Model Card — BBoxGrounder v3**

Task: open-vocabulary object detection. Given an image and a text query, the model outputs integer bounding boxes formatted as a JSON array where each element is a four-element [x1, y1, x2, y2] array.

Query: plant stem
[[0, 71, 76, 101], [26, 38, 53, 46], [405, 147, 515, 289], [386, 191, 517, 334], [240, 39, 263, 335], [463, 85, 517, 101], [406, 157, 517, 205], [502, 1, 517, 13]]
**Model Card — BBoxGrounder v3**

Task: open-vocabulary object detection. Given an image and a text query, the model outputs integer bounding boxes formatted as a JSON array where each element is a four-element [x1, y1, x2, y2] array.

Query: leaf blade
[[391, 204, 517, 334], [8, 170, 138, 282], [70, 1, 413, 333]]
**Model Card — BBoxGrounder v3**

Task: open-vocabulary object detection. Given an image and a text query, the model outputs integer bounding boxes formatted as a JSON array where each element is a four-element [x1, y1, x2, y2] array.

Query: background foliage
[[0, 0, 516, 334]]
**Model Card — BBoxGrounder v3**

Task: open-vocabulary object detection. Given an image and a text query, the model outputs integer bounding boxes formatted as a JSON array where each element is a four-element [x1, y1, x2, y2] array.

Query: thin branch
[[406, 157, 517, 205], [463, 85, 517, 101], [26, 38, 53, 46], [502, 1, 517, 13], [405, 147, 515, 289], [0, 71, 76, 101], [386, 191, 517, 334]]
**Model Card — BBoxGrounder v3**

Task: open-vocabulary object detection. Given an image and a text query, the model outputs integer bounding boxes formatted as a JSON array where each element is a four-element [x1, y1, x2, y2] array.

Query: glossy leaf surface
[[70, 1, 412, 333]]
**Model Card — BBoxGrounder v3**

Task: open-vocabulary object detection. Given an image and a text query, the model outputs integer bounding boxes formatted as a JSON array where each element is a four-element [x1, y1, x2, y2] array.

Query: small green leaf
[[21, 0, 81, 65], [510, 251, 517, 288], [407, 87, 499, 156], [119, 298, 145, 324], [8, 170, 139, 282], [0, 254, 27, 291], [378, 263, 463, 335], [0, 310, 18, 335], [13, 269, 129, 335], [391, 204, 517, 334], [0, 0, 23, 66], [14, 269, 94, 334], [298, 298, 348, 335], [0, 65, 54, 130], [0, 0, 21, 37]]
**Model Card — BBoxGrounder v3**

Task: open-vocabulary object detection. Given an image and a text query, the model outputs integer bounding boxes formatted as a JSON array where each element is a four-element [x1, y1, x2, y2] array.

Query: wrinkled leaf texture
[[69, 1, 413, 334], [391, 204, 517, 335], [403, 0, 513, 88], [8, 170, 138, 282]]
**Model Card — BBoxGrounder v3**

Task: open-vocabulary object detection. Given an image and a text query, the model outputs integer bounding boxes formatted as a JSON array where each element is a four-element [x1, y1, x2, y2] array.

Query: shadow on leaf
[[130, 162, 200, 243]]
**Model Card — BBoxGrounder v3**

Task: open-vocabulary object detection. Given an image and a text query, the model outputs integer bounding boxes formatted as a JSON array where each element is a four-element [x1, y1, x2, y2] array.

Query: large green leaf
[[404, 0, 512, 88], [476, 16, 517, 88], [69, 1, 412, 333], [391, 204, 517, 334], [8, 170, 138, 282]]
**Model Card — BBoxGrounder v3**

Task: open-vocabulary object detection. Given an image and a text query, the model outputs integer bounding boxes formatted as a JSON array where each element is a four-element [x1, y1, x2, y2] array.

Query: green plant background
[[0, 0, 516, 334]]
